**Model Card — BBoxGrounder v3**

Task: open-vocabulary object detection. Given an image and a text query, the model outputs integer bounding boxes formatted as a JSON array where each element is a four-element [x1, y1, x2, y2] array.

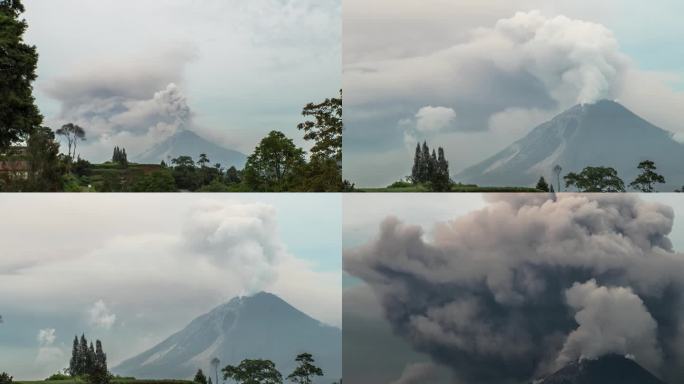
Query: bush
[[0, 372, 13, 384], [46, 373, 71, 381], [388, 180, 413, 188]]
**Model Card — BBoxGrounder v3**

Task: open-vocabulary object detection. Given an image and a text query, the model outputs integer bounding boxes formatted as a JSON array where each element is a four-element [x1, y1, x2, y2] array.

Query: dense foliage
[[410, 141, 450, 191], [0, 0, 42, 151]]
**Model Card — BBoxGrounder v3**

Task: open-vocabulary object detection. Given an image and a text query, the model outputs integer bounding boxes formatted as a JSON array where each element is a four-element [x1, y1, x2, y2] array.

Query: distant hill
[[113, 292, 341, 383], [534, 354, 666, 384], [136, 130, 247, 169], [456, 100, 684, 191]]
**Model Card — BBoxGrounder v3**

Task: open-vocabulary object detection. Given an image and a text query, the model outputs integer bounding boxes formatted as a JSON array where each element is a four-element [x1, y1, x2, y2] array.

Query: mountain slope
[[136, 130, 247, 168], [456, 100, 684, 190], [113, 292, 341, 383], [534, 354, 666, 384]]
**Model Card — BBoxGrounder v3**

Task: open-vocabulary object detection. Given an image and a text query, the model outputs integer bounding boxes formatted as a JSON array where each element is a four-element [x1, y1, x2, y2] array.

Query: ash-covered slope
[[534, 354, 666, 384], [136, 130, 246, 168], [457, 100, 684, 190], [113, 292, 340, 383]]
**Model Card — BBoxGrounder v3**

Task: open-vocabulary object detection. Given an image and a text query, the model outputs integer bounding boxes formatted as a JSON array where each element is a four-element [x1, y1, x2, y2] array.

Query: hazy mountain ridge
[[457, 100, 684, 190], [534, 354, 666, 384], [136, 130, 247, 168], [113, 292, 341, 383]]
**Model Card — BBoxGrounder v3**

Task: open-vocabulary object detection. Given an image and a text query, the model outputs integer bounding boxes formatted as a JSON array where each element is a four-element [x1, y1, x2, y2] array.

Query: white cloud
[[88, 300, 117, 330], [415, 106, 457, 133], [37, 329, 56, 346], [35, 328, 64, 367]]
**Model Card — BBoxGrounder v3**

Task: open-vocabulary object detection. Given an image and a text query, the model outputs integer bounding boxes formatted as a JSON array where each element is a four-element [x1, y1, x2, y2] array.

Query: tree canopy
[[0, 0, 42, 151], [222, 359, 283, 384], [243, 130, 305, 191], [629, 160, 665, 192], [564, 166, 625, 192], [286, 353, 323, 384]]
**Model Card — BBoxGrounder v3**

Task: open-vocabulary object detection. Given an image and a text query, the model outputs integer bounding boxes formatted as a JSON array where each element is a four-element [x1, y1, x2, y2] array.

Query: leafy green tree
[[225, 166, 241, 184], [194, 369, 208, 384], [535, 176, 549, 192], [243, 131, 305, 191], [23, 126, 62, 191], [0, 372, 12, 384], [629, 160, 665, 192], [286, 353, 323, 384], [564, 166, 625, 192], [171, 155, 200, 190], [297, 90, 342, 162], [131, 170, 176, 192], [197, 179, 230, 192], [222, 359, 283, 384], [0, 0, 43, 151]]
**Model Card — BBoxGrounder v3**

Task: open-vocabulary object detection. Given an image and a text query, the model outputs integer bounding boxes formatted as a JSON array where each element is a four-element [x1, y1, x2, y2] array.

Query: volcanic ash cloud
[[344, 194, 684, 383]]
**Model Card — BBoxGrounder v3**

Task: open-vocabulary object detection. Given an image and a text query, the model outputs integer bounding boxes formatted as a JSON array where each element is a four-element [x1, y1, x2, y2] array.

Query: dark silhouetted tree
[[286, 353, 323, 384], [0, 372, 12, 384], [223, 359, 283, 384], [0, 0, 43, 151], [55, 123, 85, 161], [629, 160, 665, 192], [194, 369, 208, 384], [564, 166, 625, 192], [536, 176, 549, 192]]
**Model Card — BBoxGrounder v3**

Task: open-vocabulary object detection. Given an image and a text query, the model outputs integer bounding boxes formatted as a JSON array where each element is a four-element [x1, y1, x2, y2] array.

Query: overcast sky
[[343, 0, 684, 187], [343, 193, 684, 383], [22, 0, 340, 162], [0, 194, 341, 380]]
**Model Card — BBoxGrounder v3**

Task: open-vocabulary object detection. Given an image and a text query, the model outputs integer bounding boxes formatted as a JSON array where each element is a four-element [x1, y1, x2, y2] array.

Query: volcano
[[534, 354, 667, 384], [136, 129, 247, 169], [456, 100, 684, 191], [113, 292, 341, 383]]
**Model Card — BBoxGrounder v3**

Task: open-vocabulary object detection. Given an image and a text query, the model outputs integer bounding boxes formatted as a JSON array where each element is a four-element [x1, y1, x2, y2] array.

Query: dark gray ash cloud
[[345, 194, 684, 383]]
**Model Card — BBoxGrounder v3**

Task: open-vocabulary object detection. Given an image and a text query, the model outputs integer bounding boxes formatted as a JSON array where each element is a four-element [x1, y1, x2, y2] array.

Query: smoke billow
[[344, 194, 684, 383]]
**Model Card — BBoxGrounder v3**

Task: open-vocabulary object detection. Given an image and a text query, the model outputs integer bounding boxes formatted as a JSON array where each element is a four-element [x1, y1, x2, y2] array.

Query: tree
[[564, 166, 625, 192], [297, 90, 342, 162], [225, 166, 241, 184], [112, 146, 128, 168], [79, 334, 88, 375], [55, 123, 86, 161], [198, 153, 210, 168], [243, 131, 305, 191], [0, 0, 43, 151], [535, 176, 549, 192], [0, 372, 12, 384], [194, 369, 208, 384], [410, 143, 421, 183], [23, 126, 62, 191], [131, 170, 176, 192], [553, 165, 562, 192], [211, 357, 221, 384], [222, 359, 283, 384], [90, 339, 109, 384], [430, 147, 450, 192], [69, 336, 79, 376], [286, 353, 323, 384], [629, 160, 665, 192], [171, 155, 200, 190]]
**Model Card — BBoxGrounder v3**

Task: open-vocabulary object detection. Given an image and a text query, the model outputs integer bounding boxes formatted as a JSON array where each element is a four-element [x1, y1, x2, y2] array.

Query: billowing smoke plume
[[344, 194, 684, 383], [43, 47, 197, 162]]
